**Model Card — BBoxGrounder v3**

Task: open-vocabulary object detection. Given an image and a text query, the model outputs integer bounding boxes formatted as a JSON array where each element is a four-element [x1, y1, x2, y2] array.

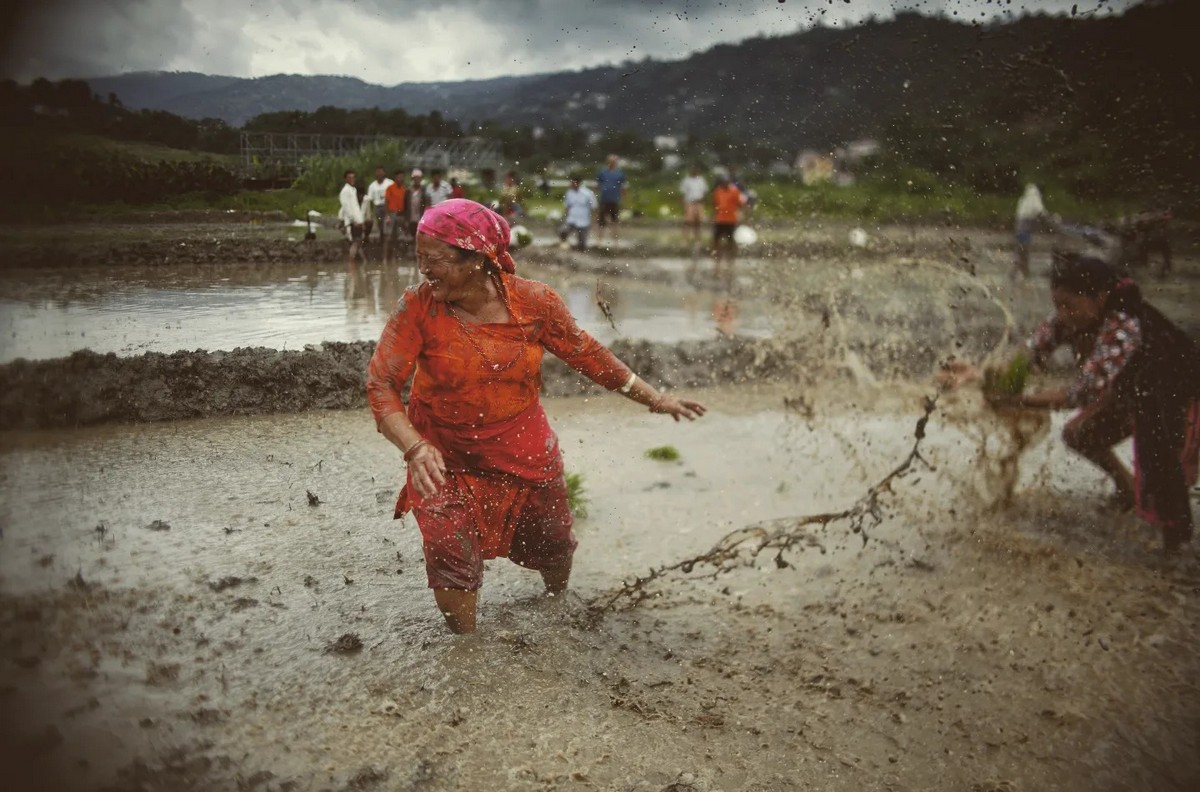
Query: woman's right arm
[[367, 291, 447, 495]]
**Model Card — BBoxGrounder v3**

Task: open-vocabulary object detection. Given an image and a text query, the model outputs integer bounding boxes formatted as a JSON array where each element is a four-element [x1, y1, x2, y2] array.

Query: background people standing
[[338, 169, 365, 265], [595, 154, 627, 246], [711, 175, 747, 289], [366, 166, 394, 244], [680, 164, 708, 250], [559, 175, 597, 251], [424, 169, 453, 207], [384, 170, 408, 263], [405, 169, 427, 241], [1014, 183, 1047, 278]]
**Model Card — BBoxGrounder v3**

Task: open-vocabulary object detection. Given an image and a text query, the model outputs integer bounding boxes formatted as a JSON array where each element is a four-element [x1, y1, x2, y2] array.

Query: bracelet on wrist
[[403, 438, 429, 462]]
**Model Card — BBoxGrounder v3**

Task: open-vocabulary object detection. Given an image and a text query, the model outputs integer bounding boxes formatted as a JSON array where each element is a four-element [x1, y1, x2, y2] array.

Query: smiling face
[[416, 235, 483, 302]]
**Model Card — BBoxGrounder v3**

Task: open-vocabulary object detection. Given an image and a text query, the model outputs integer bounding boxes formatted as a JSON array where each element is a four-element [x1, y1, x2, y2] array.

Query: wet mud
[[2, 391, 1199, 791], [2, 225, 1199, 790], [0, 236, 352, 270]]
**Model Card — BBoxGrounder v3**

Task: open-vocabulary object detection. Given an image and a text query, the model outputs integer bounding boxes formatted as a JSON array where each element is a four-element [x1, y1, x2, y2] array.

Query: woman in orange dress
[[367, 199, 706, 633]]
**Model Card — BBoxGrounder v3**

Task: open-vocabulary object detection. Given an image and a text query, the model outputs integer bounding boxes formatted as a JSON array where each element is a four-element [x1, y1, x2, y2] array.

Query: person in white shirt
[[679, 164, 708, 248], [405, 169, 426, 237], [423, 169, 453, 207], [559, 175, 597, 251], [365, 166, 394, 243], [338, 170, 366, 265], [1014, 183, 1047, 278]]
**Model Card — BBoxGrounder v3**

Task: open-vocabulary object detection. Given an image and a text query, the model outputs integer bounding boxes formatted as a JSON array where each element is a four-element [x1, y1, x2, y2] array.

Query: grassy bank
[[0, 126, 1134, 228], [35, 179, 1131, 230]]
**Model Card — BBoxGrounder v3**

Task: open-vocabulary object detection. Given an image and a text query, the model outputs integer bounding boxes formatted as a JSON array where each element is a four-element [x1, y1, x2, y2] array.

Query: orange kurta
[[367, 272, 630, 432], [366, 273, 632, 587]]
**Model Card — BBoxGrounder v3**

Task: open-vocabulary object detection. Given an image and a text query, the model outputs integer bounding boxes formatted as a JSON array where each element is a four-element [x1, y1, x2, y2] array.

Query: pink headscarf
[[416, 198, 516, 274]]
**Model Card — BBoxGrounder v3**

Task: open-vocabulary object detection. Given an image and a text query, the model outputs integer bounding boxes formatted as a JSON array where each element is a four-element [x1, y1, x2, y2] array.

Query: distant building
[[654, 135, 680, 151]]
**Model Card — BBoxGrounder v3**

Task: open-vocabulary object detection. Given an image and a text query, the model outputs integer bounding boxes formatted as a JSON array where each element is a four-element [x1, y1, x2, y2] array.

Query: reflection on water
[[0, 261, 771, 362]]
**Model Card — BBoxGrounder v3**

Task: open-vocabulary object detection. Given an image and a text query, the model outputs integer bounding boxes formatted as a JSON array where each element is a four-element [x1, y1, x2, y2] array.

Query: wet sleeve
[[1067, 313, 1142, 408], [367, 289, 423, 429], [1024, 313, 1064, 368], [537, 286, 632, 390]]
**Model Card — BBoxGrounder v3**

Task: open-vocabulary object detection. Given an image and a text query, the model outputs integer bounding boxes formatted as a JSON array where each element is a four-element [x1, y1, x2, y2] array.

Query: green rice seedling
[[644, 445, 681, 462], [983, 352, 1031, 398], [565, 471, 589, 519]]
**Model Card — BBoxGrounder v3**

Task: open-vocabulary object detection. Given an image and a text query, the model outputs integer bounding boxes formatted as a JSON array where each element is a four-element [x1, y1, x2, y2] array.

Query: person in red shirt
[[449, 177, 466, 200], [383, 170, 408, 265], [711, 175, 748, 289], [367, 199, 707, 633]]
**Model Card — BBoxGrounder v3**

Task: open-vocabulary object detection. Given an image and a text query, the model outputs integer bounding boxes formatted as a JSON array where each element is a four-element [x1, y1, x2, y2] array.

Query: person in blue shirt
[[594, 154, 627, 246]]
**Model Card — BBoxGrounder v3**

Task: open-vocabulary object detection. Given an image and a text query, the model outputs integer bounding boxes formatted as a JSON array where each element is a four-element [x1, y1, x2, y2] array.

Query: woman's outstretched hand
[[937, 360, 981, 390], [407, 443, 448, 497], [651, 395, 707, 422]]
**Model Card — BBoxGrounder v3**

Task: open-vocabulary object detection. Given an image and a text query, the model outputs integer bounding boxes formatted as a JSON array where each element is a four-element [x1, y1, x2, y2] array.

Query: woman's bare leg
[[433, 589, 478, 634], [539, 559, 572, 595], [1063, 401, 1136, 508], [1089, 448, 1136, 508]]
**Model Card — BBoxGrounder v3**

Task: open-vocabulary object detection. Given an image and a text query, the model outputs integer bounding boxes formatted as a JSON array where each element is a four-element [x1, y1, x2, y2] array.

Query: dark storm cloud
[[0, 0, 1137, 83]]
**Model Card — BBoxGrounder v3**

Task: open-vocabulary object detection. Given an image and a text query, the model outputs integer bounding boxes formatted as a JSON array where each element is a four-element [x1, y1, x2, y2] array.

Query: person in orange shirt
[[367, 199, 707, 633], [712, 175, 748, 289], [383, 170, 408, 265]]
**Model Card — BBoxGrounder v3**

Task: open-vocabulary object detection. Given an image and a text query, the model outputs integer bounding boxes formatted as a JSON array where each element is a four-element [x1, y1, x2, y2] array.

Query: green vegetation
[[644, 446, 681, 462], [983, 352, 1032, 399], [565, 472, 589, 519], [0, 126, 240, 217]]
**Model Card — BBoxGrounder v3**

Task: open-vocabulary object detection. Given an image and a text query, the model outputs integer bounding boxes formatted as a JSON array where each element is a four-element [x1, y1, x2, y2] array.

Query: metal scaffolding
[[239, 133, 504, 174]]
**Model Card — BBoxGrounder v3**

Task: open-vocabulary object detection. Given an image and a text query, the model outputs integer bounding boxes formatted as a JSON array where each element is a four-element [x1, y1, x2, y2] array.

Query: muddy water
[[4, 386, 1198, 790], [0, 261, 770, 363]]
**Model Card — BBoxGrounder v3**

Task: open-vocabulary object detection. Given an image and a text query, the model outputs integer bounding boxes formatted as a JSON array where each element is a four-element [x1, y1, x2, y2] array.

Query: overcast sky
[[1, 0, 1136, 85]]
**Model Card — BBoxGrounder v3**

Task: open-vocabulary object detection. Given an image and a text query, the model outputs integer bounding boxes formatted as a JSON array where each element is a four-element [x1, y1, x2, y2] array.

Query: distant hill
[[83, 1, 1195, 155]]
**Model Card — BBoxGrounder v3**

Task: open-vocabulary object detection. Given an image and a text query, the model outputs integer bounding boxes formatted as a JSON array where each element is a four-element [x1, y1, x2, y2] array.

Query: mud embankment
[[0, 236, 355, 269], [0, 337, 809, 431]]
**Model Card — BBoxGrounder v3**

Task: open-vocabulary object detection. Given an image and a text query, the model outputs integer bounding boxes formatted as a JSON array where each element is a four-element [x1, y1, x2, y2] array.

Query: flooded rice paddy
[[0, 260, 770, 363], [1, 230, 1199, 790]]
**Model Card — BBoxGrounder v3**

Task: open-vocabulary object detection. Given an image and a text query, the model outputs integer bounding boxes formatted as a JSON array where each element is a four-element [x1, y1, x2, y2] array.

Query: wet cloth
[[367, 267, 632, 587], [1025, 279, 1200, 538], [401, 398, 575, 590], [413, 467, 576, 590], [415, 198, 518, 273]]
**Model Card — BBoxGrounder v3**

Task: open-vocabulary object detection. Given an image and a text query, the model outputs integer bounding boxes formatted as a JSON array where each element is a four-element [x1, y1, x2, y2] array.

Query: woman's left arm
[[1016, 388, 1071, 410], [538, 286, 706, 421]]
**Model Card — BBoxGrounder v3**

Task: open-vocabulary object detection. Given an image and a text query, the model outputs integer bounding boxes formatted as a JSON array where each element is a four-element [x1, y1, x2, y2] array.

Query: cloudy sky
[[1, 0, 1135, 84]]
